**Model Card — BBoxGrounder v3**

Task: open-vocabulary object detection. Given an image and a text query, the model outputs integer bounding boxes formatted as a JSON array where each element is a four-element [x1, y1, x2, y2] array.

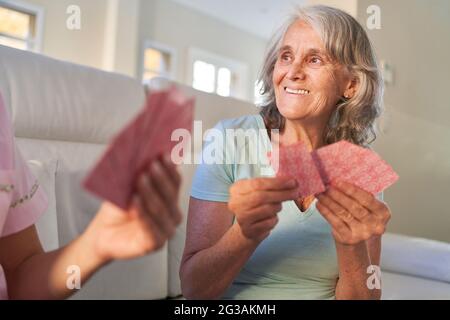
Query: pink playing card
[[271, 142, 326, 198], [136, 87, 195, 174], [133, 89, 172, 172], [314, 140, 399, 195], [272, 140, 399, 198], [131, 90, 168, 172], [83, 86, 195, 210]]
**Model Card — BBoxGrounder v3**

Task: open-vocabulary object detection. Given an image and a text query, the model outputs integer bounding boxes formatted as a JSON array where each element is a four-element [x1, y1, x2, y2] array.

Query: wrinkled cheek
[[327, 68, 344, 97], [309, 95, 329, 115], [313, 68, 341, 96]]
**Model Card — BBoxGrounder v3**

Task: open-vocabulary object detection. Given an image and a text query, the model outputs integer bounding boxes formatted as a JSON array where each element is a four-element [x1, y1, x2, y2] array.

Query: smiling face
[[273, 20, 355, 124]]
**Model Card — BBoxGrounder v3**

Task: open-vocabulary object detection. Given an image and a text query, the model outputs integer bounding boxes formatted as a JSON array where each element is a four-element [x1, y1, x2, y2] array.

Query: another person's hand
[[228, 177, 298, 242], [316, 180, 391, 246], [84, 154, 183, 264]]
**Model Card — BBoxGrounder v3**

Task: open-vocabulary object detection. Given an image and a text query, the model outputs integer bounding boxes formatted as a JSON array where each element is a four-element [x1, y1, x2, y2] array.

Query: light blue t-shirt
[[191, 114, 379, 300]]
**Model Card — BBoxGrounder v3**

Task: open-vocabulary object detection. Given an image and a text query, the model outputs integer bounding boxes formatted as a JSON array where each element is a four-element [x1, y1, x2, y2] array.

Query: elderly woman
[[180, 5, 391, 300]]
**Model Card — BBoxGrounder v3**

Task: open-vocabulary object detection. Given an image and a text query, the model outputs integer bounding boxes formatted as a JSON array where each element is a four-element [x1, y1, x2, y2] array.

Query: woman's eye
[[280, 53, 292, 62], [310, 56, 322, 64]]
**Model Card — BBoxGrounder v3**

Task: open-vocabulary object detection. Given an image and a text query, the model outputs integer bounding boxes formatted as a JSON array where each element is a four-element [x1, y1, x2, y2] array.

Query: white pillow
[[382, 233, 450, 283], [28, 159, 59, 251]]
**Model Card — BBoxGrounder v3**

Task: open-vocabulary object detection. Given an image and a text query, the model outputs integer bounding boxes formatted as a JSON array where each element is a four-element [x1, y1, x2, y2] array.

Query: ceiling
[[170, 0, 308, 39]]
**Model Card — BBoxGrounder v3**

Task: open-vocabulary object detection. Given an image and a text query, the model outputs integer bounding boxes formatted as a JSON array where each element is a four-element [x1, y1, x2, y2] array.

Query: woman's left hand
[[316, 180, 391, 246]]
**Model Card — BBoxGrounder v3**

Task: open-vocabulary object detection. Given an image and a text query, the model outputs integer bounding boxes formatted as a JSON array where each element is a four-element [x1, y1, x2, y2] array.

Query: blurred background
[[1, 0, 449, 243]]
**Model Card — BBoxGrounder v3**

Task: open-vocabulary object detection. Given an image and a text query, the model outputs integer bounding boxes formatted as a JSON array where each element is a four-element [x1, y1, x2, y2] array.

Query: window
[[141, 40, 176, 84], [193, 60, 215, 93], [0, 0, 43, 52], [217, 67, 231, 97], [192, 60, 232, 98], [188, 47, 249, 100]]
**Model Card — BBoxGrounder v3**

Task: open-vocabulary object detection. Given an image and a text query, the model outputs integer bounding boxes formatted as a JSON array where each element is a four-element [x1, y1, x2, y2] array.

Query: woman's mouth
[[284, 87, 310, 95]]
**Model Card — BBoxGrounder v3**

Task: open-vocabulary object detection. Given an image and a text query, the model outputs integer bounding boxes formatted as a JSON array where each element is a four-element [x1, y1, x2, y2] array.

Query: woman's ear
[[343, 76, 359, 99]]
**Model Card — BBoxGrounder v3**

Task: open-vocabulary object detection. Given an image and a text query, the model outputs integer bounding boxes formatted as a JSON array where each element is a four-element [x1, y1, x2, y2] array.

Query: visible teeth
[[285, 87, 310, 95]]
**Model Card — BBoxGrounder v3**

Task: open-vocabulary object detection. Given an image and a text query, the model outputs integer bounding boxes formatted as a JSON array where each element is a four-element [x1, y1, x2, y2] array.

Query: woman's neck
[[280, 117, 327, 151]]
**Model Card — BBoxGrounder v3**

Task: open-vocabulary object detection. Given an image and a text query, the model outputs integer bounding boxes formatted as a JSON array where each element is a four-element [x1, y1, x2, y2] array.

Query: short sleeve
[[0, 93, 47, 237], [376, 191, 384, 202], [0, 172, 14, 234], [190, 121, 235, 202], [1, 146, 48, 237]]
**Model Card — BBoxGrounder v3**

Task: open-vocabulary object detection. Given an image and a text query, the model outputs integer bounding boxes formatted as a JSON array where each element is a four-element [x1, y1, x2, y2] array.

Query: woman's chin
[[278, 107, 308, 121]]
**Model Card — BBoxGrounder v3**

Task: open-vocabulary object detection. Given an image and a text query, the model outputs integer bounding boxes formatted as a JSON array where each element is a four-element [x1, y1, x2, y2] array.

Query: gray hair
[[258, 5, 383, 147]]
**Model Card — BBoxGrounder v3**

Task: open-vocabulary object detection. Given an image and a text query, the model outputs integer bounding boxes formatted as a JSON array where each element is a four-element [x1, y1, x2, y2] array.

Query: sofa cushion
[[382, 271, 450, 300], [382, 233, 450, 284]]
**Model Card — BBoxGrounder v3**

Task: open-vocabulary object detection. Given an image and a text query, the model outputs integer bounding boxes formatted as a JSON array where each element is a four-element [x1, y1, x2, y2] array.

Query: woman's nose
[[286, 62, 306, 81]]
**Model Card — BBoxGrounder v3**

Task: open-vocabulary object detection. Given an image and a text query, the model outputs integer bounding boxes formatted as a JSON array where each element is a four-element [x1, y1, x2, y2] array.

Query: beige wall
[[25, 0, 139, 76], [23, 0, 267, 99], [102, 0, 140, 76], [26, 0, 108, 69], [307, 0, 358, 17], [137, 0, 267, 100], [357, 0, 450, 242]]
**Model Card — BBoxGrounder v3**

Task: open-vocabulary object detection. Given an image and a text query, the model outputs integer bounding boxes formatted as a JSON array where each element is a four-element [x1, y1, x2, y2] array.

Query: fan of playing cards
[[83, 86, 195, 210], [271, 140, 399, 198]]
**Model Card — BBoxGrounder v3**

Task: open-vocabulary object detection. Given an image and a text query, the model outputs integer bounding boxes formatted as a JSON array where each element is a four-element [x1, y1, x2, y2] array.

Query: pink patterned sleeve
[[0, 92, 48, 237], [1, 145, 48, 237]]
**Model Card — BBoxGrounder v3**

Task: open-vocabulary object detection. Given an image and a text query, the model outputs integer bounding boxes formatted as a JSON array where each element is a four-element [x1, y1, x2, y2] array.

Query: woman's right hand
[[228, 177, 298, 242]]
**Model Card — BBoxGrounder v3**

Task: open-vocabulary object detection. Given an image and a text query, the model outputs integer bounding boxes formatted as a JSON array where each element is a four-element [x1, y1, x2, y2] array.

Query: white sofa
[[0, 45, 449, 299]]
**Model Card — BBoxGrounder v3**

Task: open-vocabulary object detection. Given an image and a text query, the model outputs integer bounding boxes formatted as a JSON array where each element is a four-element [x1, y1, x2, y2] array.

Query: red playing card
[[271, 142, 326, 198], [99, 102, 155, 199], [133, 90, 168, 172], [313, 140, 399, 195], [136, 87, 194, 174], [82, 147, 123, 205], [83, 86, 195, 210], [112, 106, 148, 174], [272, 140, 399, 198]]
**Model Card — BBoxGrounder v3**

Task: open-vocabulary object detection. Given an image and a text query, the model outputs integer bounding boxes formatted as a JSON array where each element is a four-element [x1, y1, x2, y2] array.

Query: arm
[[0, 224, 106, 300], [334, 236, 381, 300], [179, 199, 260, 300], [180, 177, 298, 300], [0, 156, 183, 300], [316, 181, 390, 300]]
